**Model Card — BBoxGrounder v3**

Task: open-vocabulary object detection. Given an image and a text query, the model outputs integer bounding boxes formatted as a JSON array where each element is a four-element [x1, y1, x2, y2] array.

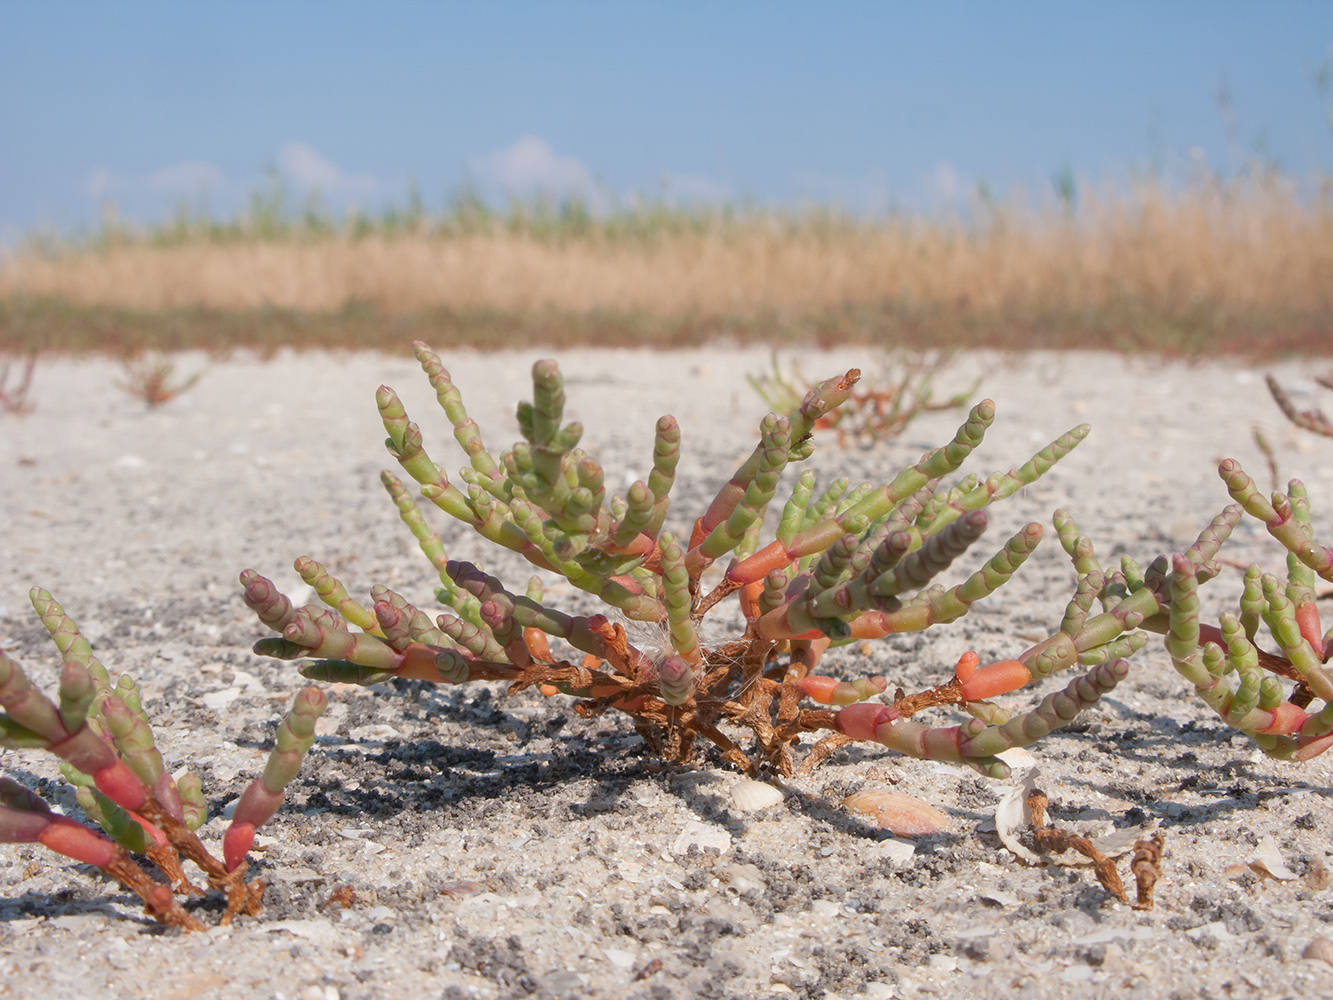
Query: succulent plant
[[1266, 372, 1333, 439], [748, 348, 979, 448], [0, 589, 325, 930], [13, 343, 1333, 932], [114, 352, 205, 409], [1164, 464, 1333, 759], [245, 341, 1189, 781]]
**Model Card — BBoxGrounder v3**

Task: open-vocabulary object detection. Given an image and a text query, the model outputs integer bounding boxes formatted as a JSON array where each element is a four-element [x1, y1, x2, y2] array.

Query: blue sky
[[2, 1, 1332, 238]]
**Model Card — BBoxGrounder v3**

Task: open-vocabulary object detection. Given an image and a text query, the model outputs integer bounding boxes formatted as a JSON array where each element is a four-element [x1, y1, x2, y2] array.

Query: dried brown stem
[[890, 677, 965, 718], [1251, 425, 1280, 492], [102, 847, 205, 932], [1266, 373, 1333, 438], [1027, 788, 1127, 903], [1130, 833, 1165, 911], [795, 732, 854, 776], [696, 721, 754, 774], [145, 842, 203, 896], [695, 576, 742, 619], [137, 791, 263, 924]]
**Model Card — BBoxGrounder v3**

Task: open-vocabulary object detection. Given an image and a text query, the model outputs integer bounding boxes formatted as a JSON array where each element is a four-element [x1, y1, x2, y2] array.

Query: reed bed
[[3, 174, 1332, 355]]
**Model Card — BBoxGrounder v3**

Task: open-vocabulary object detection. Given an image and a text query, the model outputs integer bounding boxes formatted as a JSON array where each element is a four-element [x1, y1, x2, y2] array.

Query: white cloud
[[469, 137, 738, 212], [89, 160, 230, 203], [655, 172, 732, 204], [276, 142, 342, 191], [87, 166, 112, 200], [85, 160, 243, 223], [148, 160, 228, 196], [275, 141, 378, 200], [79, 143, 385, 224], [924, 161, 965, 210], [471, 136, 598, 200], [788, 163, 994, 218]]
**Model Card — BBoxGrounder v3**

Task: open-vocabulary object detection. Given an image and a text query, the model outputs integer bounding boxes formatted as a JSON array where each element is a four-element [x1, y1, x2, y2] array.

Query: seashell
[[1303, 936, 1333, 967], [439, 880, 486, 898], [873, 838, 916, 866], [671, 820, 732, 856], [1248, 834, 1298, 881], [843, 790, 952, 836], [996, 747, 1037, 770], [730, 778, 784, 812], [717, 862, 768, 895]]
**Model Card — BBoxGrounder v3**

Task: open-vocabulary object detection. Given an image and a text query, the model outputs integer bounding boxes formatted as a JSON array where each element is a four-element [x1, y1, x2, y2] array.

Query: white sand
[[1, 346, 1331, 999]]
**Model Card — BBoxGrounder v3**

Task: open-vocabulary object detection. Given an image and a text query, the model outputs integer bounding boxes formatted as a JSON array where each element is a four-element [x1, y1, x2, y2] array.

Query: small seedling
[[748, 348, 979, 448], [1267, 372, 1333, 439], [0, 354, 36, 416], [115, 353, 205, 409]]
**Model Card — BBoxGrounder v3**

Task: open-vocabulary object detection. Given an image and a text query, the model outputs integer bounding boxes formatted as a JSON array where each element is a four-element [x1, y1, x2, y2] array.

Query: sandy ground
[[2, 345, 1333, 1000]]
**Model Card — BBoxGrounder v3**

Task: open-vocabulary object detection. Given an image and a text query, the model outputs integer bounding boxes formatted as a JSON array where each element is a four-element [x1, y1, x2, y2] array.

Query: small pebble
[[874, 838, 916, 866]]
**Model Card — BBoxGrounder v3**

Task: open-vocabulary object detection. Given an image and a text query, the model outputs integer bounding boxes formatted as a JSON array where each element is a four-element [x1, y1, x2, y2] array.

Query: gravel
[[1, 345, 1332, 999]]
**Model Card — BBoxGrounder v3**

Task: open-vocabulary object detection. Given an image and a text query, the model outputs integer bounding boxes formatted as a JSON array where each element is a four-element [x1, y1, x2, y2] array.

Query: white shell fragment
[[671, 820, 732, 856], [872, 838, 917, 866], [995, 775, 1043, 864], [843, 790, 952, 836], [979, 889, 1021, 909], [1248, 835, 1298, 880], [995, 747, 1038, 771], [730, 778, 784, 812], [717, 862, 768, 895]]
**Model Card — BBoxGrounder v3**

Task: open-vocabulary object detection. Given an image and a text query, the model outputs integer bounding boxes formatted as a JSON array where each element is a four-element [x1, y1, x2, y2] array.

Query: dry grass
[[3, 174, 1332, 356]]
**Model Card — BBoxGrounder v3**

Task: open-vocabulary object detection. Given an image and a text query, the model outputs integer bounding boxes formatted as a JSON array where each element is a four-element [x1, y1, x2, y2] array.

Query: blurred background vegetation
[[2, 165, 1330, 358]]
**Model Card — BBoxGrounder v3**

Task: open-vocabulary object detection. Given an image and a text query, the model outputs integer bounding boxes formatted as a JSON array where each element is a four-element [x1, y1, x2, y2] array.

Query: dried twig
[[1027, 788, 1127, 901], [1130, 834, 1165, 910]]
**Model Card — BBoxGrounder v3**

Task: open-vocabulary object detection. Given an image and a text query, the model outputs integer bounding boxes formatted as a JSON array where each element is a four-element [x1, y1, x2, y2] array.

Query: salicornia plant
[[115, 352, 205, 409], [0, 353, 36, 416], [0, 589, 325, 930], [1267, 372, 1333, 439], [243, 343, 1333, 784], [1164, 464, 1333, 760], [747, 348, 979, 448]]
